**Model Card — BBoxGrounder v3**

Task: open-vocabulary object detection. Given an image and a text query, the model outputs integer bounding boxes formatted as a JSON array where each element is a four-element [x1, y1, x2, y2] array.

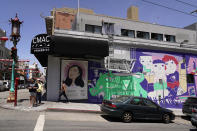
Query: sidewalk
[[0, 89, 184, 116], [0, 89, 101, 113]]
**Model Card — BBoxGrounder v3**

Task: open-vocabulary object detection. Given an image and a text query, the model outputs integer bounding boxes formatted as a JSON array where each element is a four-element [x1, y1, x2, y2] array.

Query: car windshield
[[112, 96, 130, 103]]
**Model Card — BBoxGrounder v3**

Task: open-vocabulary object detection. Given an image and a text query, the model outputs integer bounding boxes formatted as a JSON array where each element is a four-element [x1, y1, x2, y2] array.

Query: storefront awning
[[31, 34, 109, 67], [51, 35, 109, 58]]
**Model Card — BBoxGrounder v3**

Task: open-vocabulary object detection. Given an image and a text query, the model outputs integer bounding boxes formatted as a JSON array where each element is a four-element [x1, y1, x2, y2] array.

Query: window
[[151, 33, 163, 41], [143, 99, 157, 108], [85, 24, 102, 34], [130, 98, 143, 105], [102, 22, 114, 35], [112, 96, 130, 103], [164, 35, 176, 42], [137, 31, 150, 39], [85, 25, 94, 33], [187, 74, 194, 84], [94, 26, 102, 34], [121, 29, 135, 38]]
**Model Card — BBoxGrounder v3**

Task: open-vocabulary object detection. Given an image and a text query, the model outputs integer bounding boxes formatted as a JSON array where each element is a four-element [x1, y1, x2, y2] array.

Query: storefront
[[31, 34, 109, 102], [31, 33, 197, 109]]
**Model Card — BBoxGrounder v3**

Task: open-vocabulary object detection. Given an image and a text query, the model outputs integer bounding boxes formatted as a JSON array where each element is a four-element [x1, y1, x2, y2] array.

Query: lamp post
[[7, 14, 23, 103]]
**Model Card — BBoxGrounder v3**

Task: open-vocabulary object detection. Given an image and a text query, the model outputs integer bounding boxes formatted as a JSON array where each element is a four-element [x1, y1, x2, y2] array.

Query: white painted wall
[[47, 55, 60, 101]]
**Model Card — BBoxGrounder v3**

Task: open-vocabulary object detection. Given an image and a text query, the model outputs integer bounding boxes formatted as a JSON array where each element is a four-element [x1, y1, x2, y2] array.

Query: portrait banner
[[61, 60, 88, 100]]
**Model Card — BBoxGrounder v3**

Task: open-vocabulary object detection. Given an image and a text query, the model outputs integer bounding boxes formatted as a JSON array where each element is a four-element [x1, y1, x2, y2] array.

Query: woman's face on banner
[[69, 66, 80, 80]]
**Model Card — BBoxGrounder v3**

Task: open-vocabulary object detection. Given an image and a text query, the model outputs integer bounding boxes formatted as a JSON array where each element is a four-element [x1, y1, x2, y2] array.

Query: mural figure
[[139, 55, 153, 74], [139, 54, 154, 93], [162, 55, 179, 97], [187, 57, 197, 74], [148, 59, 169, 100]]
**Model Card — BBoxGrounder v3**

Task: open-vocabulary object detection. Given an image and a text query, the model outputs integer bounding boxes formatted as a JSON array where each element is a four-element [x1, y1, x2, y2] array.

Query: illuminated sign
[[31, 34, 54, 54]]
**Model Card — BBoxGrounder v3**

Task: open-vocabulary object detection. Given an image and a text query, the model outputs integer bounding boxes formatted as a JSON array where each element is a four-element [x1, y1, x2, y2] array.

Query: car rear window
[[112, 96, 130, 103], [186, 97, 197, 104]]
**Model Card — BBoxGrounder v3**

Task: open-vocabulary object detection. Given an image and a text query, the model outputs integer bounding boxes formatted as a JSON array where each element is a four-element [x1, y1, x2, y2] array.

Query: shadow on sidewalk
[[18, 99, 29, 102], [58, 99, 90, 103], [181, 116, 191, 121], [101, 115, 175, 124]]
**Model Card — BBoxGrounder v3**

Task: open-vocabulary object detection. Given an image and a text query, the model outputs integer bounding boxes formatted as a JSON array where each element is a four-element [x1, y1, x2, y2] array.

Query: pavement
[[0, 89, 185, 116]]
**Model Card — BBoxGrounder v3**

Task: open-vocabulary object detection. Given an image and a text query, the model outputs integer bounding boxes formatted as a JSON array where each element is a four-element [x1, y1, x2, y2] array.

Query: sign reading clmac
[[31, 34, 53, 54]]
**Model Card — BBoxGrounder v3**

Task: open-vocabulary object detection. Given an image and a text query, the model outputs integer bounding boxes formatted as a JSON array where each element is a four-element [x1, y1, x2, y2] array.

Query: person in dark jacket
[[27, 79, 38, 108], [58, 81, 69, 103]]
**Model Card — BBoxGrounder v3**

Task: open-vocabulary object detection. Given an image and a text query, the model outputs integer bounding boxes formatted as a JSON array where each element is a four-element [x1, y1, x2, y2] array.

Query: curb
[[0, 104, 186, 117], [0, 103, 47, 112], [47, 107, 103, 114], [0, 104, 16, 111]]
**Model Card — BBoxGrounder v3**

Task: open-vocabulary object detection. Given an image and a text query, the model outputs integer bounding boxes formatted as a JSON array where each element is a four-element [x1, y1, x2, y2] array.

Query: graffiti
[[88, 49, 197, 109], [89, 71, 147, 100]]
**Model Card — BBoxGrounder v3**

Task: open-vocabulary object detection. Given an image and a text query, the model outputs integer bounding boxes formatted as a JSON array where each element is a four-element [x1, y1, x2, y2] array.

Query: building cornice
[[54, 29, 197, 55]]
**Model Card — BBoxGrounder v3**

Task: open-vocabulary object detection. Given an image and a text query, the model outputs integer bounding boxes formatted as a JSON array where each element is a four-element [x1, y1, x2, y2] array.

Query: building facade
[[0, 28, 12, 80], [31, 6, 197, 109]]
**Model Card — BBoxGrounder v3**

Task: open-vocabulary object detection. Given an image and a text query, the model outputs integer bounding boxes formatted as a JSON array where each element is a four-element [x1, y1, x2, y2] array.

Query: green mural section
[[89, 71, 147, 100]]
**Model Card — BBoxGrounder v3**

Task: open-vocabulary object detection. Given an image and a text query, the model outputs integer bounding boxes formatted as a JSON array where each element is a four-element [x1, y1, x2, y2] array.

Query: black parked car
[[101, 96, 175, 123], [182, 97, 197, 116], [191, 108, 197, 128]]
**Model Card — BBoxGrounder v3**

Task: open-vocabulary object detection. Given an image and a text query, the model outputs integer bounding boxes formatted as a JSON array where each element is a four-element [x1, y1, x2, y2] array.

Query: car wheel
[[122, 112, 132, 123], [163, 114, 170, 124]]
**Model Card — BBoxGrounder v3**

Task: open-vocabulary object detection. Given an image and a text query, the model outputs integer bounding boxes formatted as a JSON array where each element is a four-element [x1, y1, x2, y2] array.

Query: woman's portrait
[[64, 65, 84, 88]]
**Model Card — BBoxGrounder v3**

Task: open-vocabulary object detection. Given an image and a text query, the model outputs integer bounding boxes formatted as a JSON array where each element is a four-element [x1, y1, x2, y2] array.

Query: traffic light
[[11, 47, 17, 62]]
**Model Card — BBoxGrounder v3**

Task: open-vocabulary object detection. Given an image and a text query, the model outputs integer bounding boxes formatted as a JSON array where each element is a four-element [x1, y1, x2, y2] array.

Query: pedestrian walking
[[58, 81, 69, 103], [27, 79, 38, 108], [36, 79, 44, 104]]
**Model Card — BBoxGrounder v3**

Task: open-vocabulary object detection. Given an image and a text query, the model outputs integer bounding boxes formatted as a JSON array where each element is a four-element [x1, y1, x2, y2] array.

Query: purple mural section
[[88, 61, 104, 103], [87, 49, 197, 109], [132, 49, 197, 108]]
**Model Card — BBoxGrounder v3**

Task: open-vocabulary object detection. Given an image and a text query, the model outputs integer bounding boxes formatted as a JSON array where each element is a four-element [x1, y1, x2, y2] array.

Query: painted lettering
[[33, 36, 50, 44]]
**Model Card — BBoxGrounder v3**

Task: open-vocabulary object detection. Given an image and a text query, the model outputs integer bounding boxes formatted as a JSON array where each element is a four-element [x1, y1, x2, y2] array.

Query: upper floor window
[[85, 25, 94, 33], [94, 26, 102, 34], [121, 29, 135, 38], [151, 33, 163, 41], [164, 35, 176, 42], [137, 31, 150, 39], [102, 22, 114, 35], [85, 24, 102, 34]]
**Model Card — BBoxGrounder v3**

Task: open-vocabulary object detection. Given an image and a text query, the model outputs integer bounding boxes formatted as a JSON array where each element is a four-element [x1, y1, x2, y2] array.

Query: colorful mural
[[88, 49, 197, 109]]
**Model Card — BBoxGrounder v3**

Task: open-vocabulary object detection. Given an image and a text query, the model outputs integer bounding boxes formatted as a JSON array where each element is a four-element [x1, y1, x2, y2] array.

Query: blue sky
[[0, 0, 197, 71]]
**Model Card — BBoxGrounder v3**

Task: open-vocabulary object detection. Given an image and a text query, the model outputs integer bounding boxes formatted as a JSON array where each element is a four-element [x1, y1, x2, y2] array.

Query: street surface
[[0, 108, 196, 131]]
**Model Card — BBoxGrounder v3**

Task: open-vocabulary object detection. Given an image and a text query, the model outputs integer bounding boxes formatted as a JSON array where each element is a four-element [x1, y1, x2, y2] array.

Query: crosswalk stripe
[[34, 114, 45, 131]]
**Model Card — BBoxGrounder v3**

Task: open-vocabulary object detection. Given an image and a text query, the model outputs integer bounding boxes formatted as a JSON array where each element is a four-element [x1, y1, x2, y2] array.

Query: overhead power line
[[141, 0, 197, 18], [175, 0, 197, 8]]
